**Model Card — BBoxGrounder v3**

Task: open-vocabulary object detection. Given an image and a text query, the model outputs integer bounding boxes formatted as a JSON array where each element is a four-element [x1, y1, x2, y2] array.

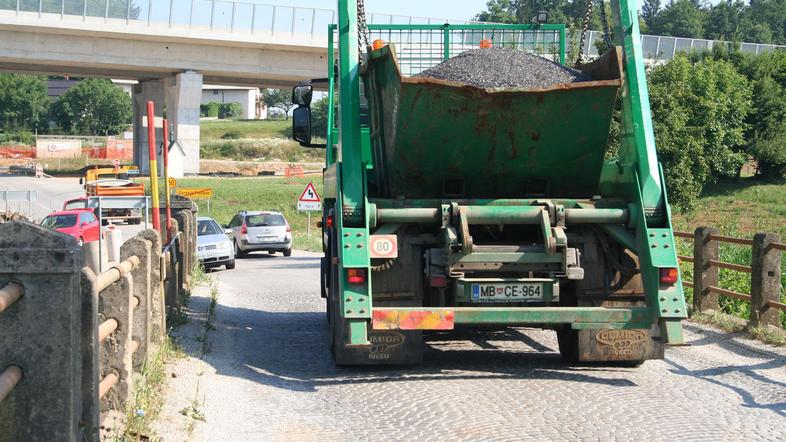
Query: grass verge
[[691, 310, 786, 346]]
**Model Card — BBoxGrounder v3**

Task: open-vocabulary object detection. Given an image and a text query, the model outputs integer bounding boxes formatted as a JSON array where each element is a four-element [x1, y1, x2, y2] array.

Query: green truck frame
[[292, 0, 686, 365]]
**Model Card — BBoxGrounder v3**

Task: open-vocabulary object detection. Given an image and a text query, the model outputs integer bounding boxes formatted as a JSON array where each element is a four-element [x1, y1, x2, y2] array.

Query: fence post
[[138, 229, 165, 341], [98, 273, 133, 413], [79, 267, 100, 439], [0, 222, 84, 441], [121, 236, 152, 370], [693, 226, 719, 313], [750, 233, 782, 329]]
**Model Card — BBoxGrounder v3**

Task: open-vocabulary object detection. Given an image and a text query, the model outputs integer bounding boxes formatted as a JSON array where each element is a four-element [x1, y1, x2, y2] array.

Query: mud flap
[[330, 301, 423, 365], [575, 324, 663, 362]]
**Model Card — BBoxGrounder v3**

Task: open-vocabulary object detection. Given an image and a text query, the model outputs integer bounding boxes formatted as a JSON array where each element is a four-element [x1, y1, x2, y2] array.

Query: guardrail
[[674, 227, 785, 330], [1, 1, 783, 62], [0, 206, 197, 440]]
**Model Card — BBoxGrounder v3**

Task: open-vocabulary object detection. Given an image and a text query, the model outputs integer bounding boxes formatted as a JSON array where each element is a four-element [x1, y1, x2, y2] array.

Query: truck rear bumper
[[372, 306, 651, 331]]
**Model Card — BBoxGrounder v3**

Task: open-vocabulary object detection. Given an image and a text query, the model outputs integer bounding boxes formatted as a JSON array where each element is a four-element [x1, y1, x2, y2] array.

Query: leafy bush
[[204, 102, 220, 118], [310, 96, 330, 136], [221, 130, 242, 139], [648, 55, 752, 208], [0, 73, 49, 131], [218, 102, 242, 119]]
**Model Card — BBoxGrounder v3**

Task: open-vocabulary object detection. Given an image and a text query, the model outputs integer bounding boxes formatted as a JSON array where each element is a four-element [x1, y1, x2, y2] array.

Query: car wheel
[[283, 247, 292, 257], [77, 237, 84, 247], [225, 259, 236, 270], [234, 241, 246, 258], [268, 250, 276, 255]]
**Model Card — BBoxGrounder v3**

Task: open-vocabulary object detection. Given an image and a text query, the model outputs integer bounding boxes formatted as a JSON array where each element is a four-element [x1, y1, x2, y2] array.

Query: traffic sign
[[168, 177, 177, 188], [175, 187, 212, 198], [369, 235, 398, 258], [112, 159, 120, 168], [298, 182, 321, 202], [297, 182, 321, 211]]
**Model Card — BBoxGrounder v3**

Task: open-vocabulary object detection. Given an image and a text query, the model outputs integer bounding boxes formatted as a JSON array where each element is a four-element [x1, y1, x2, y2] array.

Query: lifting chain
[[577, 0, 614, 65], [356, 0, 370, 63]]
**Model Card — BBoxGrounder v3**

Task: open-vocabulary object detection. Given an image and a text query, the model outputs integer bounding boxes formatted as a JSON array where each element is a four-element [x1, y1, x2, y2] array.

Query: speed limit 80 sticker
[[369, 235, 398, 258]]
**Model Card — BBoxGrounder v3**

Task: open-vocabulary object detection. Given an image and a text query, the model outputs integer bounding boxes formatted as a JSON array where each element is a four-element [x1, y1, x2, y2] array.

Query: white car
[[197, 217, 235, 270], [226, 211, 293, 257]]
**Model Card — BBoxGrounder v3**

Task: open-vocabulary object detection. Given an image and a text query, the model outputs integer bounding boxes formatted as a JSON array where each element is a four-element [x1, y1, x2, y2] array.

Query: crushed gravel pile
[[415, 47, 589, 88]]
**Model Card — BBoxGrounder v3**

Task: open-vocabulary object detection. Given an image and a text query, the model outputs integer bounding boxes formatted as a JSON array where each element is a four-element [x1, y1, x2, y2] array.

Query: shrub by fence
[[0, 208, 196, 440]]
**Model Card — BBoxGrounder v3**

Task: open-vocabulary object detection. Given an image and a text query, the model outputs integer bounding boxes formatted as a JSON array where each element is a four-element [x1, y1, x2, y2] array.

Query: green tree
[[705, 0, 746, 41], [655, 0, 708, 38], [310, 95, 330, 137], [263, 89, 295, 120], [53, 78, 132, 135], [648, 55, 752, 207], [641, 0, 662, 30], [0, 73, 49, 131]]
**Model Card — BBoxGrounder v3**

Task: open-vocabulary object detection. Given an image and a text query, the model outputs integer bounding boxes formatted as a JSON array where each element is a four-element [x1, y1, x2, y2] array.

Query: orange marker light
[[660, 267, 679, 284], [373, 39, 386, 50], [479, 39, 493, 48]]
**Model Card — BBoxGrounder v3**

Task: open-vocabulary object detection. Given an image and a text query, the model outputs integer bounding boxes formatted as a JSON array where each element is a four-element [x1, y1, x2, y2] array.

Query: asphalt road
[[156, 251, 786, 441]]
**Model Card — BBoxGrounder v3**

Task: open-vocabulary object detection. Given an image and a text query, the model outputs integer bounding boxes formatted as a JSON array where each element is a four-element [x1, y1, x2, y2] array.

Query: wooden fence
[[674, 227, 786, 330]]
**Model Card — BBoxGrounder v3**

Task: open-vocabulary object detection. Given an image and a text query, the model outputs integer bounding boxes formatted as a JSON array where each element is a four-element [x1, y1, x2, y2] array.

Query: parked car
[[41, 209, 100, 246], [225, 211, 292, 257], [197, 216, 235, 270]]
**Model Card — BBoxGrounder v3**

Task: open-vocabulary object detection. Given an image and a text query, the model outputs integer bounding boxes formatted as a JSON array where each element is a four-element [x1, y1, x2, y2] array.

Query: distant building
[[201, 85, 261, 120]]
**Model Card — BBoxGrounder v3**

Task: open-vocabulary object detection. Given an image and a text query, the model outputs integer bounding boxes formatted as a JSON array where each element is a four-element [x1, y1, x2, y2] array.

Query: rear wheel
[[268, 250, 276, 255], [234, 241, 247, 258], [283, 247, 292, 257]]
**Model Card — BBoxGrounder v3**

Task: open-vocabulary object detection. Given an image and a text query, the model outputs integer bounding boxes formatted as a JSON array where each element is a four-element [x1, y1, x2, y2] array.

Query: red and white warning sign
[[297, 182, 321, 211], [369, 235, 398, 258]]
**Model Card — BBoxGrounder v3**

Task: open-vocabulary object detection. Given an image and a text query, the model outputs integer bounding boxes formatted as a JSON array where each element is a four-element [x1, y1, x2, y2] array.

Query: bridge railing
[[2, 0, 783, 59], [674, 227, 786, 331]]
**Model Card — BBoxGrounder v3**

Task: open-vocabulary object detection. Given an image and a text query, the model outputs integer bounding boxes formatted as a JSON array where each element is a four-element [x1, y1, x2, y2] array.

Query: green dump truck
[[292, 0, 687, 365]]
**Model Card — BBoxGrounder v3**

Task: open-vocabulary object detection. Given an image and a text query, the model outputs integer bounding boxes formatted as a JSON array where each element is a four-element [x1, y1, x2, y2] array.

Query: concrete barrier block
[[79, 267, 100, 440], [121, 236, 152, 371], [0, 221, 84, 441], [98, 273, 133, 413], [137, 229, 165, 339]]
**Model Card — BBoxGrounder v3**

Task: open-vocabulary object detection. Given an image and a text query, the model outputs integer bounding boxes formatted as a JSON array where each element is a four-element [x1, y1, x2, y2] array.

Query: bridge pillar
[[133, 80, 164, 175], [164, 71, 203, 177]]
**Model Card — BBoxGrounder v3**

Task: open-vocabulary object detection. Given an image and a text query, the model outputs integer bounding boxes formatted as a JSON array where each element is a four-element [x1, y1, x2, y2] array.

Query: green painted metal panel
[[339, 227, 370, 267], [362, 45, 621, 199]]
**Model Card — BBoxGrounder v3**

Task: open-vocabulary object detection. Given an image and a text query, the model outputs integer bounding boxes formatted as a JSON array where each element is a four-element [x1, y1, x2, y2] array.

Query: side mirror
[[293, 106, 312, 145], [292, 84, 313, 106]]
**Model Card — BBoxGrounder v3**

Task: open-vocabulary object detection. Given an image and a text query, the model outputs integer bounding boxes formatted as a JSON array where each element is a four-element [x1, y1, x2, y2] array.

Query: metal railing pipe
[[98, 372, 118, 399], [0, 282, 23, 314], [95, 256, 140, 292], [98, 318, 118, 342], [0, 365, 22, 402]]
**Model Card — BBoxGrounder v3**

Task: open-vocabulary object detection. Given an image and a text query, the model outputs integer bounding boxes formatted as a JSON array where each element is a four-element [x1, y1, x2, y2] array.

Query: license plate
[[256, 235, 277, 242], [471, 283, 544, 303]]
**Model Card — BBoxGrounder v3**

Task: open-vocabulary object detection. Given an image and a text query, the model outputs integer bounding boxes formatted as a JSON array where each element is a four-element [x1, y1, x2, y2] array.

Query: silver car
[[226, 211, 293, 257], [197, 217, 235, 270]]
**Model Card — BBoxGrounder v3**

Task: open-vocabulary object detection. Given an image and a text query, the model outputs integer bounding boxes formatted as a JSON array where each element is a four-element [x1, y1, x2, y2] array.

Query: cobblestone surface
[[156, 252, 786, 441]]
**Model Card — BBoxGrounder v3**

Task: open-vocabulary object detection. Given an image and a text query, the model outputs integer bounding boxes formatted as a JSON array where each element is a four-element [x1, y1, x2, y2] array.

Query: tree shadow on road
[[191, 302, 639, 395], [664, 325, 786, 416]]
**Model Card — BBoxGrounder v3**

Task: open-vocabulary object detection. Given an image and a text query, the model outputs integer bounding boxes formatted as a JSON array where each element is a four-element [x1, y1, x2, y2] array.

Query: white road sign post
[[297, 182, 321, 238]]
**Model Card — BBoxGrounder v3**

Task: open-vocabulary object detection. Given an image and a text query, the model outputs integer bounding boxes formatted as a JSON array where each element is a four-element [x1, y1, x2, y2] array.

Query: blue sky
[[282, 0, 486, 22]]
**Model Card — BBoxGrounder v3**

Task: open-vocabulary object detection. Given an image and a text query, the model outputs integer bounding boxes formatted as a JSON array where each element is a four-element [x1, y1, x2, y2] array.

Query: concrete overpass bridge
[[1, 1, 783, 175]]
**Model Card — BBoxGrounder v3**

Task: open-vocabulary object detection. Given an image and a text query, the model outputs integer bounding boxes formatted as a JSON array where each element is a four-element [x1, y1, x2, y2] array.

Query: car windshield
[[42, 214, 77, 229], [198, 220, 223, 236], [246, 214, 286, 227]]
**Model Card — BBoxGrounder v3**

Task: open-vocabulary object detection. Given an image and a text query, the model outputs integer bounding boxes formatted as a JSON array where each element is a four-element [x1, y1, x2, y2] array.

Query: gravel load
[[415, 47, 589, 88]]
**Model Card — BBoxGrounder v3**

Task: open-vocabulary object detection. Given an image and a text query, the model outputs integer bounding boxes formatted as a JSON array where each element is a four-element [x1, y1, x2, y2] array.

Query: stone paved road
[[156, 251, 786, 441]]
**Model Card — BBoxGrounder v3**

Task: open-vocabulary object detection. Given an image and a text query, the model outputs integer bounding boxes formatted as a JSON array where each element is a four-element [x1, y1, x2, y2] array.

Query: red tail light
[[240, 223, 247, 234], [660, 267, 679, 284], [326, 215, 334, 228], [286, 223, 291, 233], [347, 268, 367, 285]]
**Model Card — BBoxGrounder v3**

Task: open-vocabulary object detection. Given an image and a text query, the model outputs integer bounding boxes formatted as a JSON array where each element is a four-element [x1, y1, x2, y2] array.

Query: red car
[[41, 209, 100, 246]]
